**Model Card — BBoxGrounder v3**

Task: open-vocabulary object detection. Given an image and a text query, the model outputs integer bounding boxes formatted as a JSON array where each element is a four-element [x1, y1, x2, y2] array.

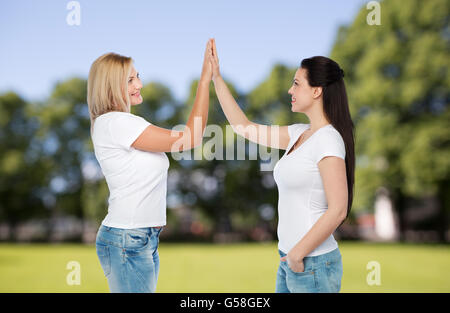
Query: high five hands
[[200, 39, 214, 83], [200, 38, 222, 84], [208, 38, 221, 82]]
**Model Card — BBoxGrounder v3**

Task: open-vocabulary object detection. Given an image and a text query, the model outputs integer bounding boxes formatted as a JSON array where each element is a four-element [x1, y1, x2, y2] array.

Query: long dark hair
[[301, 56, 355, 220]]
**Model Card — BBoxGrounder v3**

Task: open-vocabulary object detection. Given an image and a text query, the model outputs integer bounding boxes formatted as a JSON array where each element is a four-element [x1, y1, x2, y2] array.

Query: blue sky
[[0, 0, 367, 102]]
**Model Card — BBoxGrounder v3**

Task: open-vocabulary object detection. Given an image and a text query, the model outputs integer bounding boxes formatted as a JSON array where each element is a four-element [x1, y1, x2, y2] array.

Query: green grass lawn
[[0, 241, 449, 292]]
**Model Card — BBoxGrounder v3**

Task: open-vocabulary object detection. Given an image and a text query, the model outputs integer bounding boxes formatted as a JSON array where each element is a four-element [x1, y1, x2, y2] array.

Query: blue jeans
[[275, 248, 343, 293], [95, 225, 163, 293]]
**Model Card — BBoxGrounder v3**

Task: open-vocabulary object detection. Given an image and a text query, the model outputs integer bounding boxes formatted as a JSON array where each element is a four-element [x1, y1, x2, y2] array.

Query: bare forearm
[[213, 75, 249, 128], [184, 79, 210, 148], [290, 208, 346, 259]]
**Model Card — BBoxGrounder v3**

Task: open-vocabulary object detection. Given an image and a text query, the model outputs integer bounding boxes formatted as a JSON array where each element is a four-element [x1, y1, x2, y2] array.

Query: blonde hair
[[87, 52, 133, 129]]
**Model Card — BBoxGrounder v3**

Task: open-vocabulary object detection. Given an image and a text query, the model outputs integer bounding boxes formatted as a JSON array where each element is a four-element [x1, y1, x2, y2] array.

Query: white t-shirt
[[273, 123, 346, 256], [91, 111, 169, 229]]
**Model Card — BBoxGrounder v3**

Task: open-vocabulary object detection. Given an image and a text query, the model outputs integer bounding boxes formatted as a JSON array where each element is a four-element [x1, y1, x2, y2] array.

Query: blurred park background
[[0, 0, 449, 292]]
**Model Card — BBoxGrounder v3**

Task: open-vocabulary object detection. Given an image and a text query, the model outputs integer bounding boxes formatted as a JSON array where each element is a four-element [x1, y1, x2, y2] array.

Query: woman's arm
[[209, 39, 291, 150], [132, 39, 212, 153], [281, 156, 348, 272]]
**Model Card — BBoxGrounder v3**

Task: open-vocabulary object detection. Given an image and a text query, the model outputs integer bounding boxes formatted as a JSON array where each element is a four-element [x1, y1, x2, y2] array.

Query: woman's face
[[288, 68, 316, 113], [128, 66, 143, 106]]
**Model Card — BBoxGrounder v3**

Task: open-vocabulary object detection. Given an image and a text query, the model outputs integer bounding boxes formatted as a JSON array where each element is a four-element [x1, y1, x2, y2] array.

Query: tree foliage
[[330, 0, 449, 215]]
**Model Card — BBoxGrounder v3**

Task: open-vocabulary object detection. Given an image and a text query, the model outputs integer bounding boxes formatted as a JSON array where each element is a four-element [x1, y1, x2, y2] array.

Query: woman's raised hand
[[209, 38, 221, 82]]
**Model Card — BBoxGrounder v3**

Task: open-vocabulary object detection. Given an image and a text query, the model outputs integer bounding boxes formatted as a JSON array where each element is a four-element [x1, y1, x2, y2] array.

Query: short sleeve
[[108, 113, 151, 150], [313, 129, 346, 164], [287, 123, 309, 139]]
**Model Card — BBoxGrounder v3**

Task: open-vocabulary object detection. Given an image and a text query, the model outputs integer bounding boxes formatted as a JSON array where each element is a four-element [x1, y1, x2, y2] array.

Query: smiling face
[[288, 68, 321, 113], [128, 66, 143, 106]]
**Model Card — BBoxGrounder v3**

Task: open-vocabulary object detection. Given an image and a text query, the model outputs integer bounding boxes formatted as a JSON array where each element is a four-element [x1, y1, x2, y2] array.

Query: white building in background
[[374, 187, 399, 241]]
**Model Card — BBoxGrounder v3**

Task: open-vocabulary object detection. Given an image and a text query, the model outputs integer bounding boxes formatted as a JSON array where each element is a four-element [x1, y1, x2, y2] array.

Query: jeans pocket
[[96, 244, 111, 277], [284, 262, 317, 292], [285, 260, 314, 277], [124, 231, 150, 255]]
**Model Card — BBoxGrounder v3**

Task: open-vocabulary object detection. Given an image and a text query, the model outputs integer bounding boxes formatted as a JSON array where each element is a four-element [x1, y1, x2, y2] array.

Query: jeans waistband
[[278, 247, 341, 263], [99, 224, 163, 236]]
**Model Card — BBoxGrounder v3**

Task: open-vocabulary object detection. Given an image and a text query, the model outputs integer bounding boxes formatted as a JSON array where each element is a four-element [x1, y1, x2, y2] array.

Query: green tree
[[247, 64, 300, 126], [133, 81, 181, 128], [0, 92, 50, 239], [330, 0, 450, 240], [36, 78, 91, 239]]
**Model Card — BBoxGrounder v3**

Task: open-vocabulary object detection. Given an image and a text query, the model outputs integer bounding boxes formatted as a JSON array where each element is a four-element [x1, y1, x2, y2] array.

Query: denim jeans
[[275, 248, 343, 293], [95, 224, 163, 293]]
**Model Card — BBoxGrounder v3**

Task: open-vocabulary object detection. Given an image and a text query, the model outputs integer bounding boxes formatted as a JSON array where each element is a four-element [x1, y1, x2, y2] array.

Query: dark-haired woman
[[208, 39, 355, 293]]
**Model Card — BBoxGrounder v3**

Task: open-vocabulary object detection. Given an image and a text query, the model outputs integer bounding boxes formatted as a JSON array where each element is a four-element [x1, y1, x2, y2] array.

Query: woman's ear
[[312, 86, 323, 99]]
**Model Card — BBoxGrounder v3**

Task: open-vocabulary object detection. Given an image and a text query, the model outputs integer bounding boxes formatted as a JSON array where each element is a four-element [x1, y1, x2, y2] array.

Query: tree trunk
[[437, 179, 450, 242], [393, 188, 407, 242]]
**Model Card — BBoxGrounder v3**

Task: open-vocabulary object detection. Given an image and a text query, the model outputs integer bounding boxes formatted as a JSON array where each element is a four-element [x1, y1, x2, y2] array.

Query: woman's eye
[[128, 78, 133, 83]]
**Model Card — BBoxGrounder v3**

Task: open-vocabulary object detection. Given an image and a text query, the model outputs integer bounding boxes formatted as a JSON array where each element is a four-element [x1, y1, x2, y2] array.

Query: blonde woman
[[208, 39, 355, 293], [88, 39, 213, 293]]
